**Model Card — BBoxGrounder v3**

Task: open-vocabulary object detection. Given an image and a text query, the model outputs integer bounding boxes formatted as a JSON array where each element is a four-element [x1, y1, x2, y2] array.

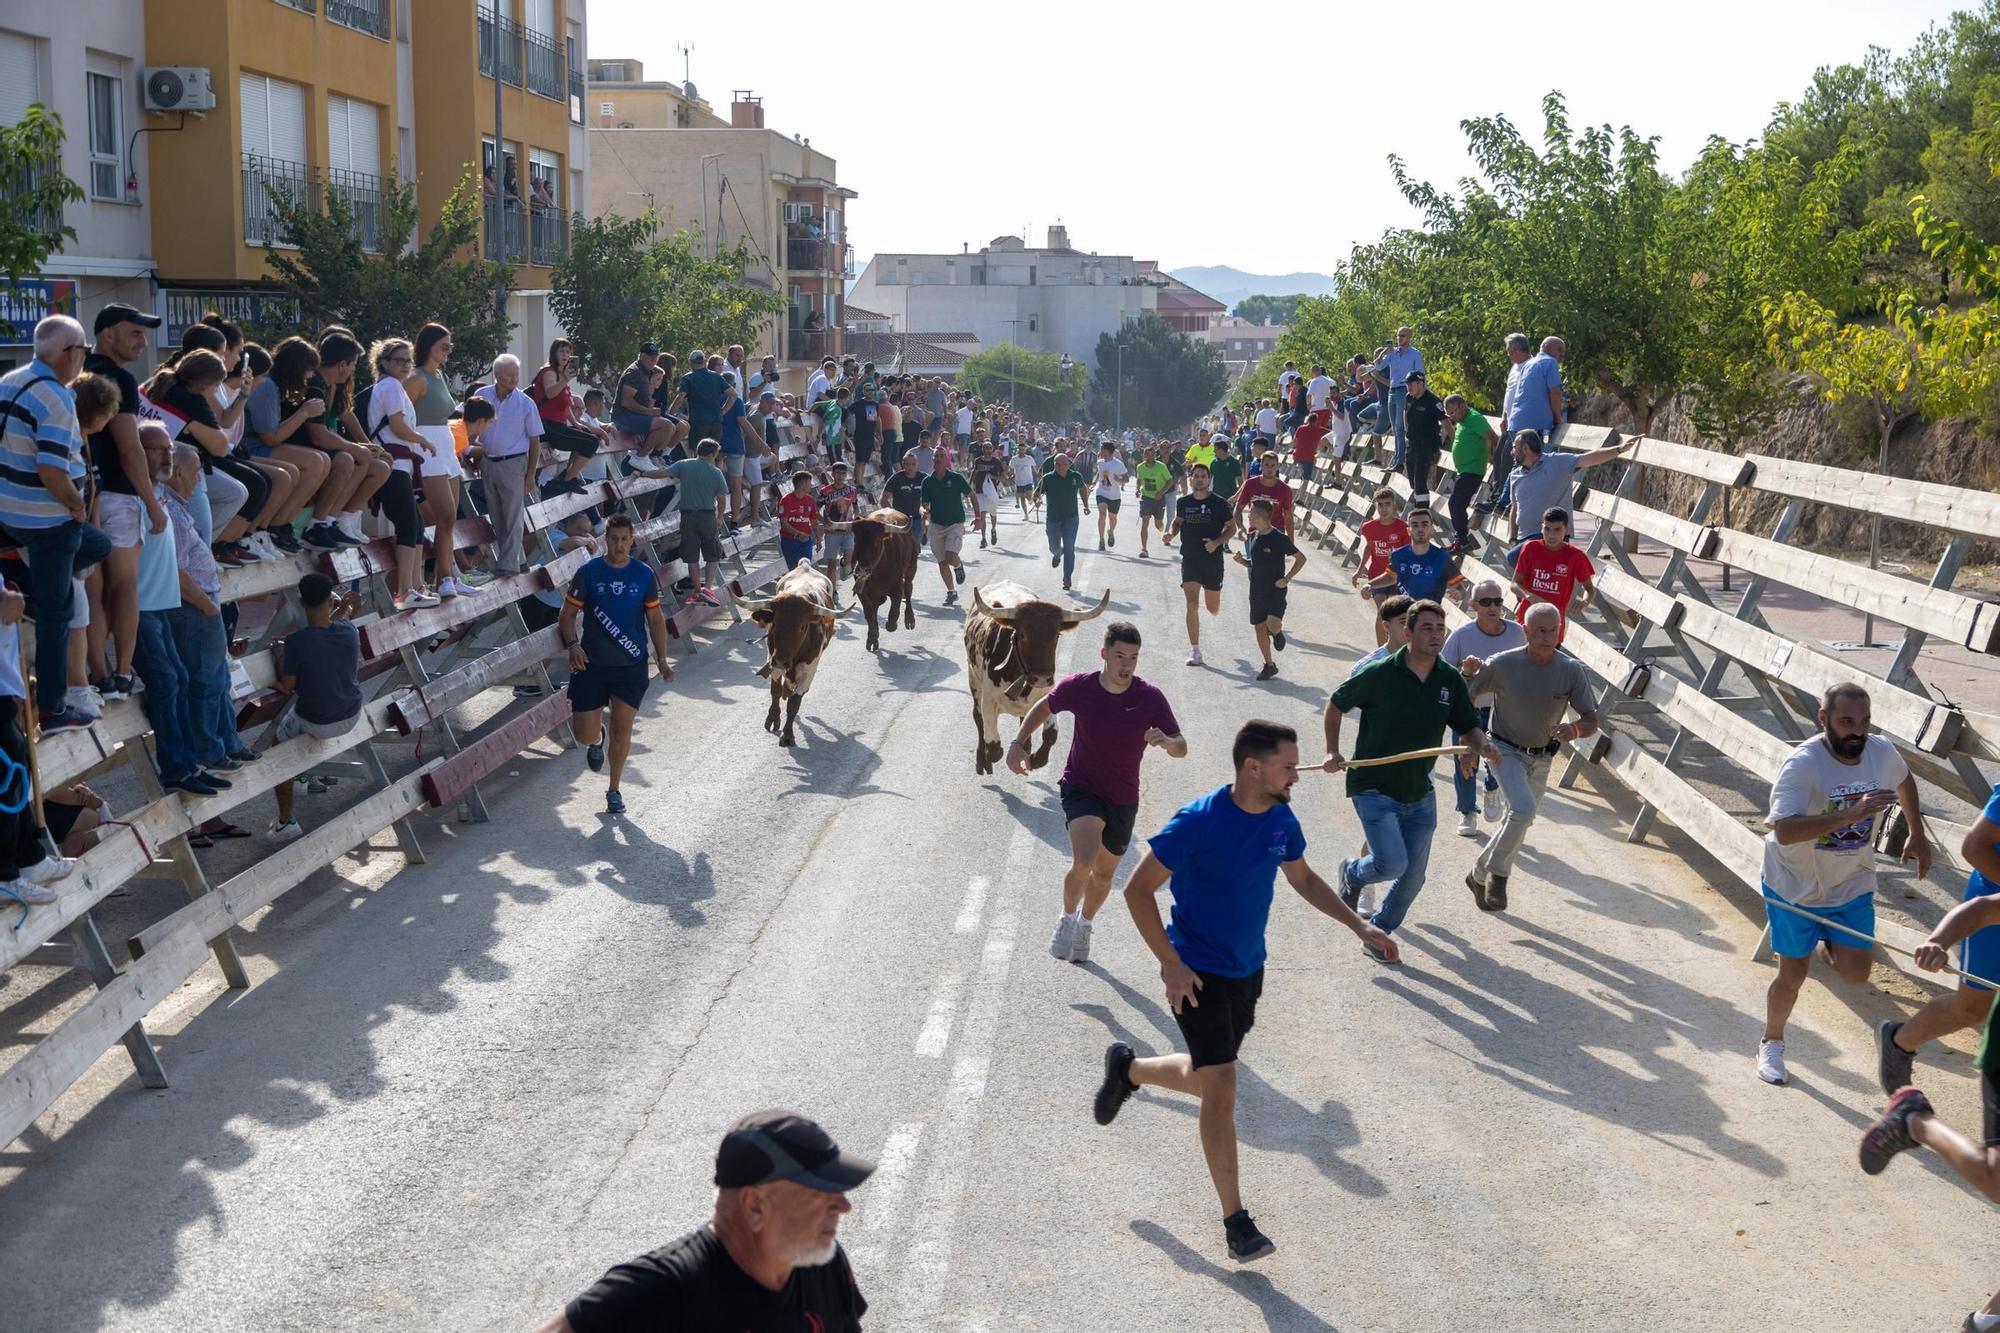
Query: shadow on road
[[1127, 1218, 1340, 1332]]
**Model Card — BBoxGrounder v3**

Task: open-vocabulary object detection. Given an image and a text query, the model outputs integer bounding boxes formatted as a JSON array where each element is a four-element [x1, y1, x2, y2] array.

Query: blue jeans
[[1452, 709, 1496, 814], [1387, 385, 1409, 467], [1046, 513, 1079, 581], [3, 518, 111, 707], [1348, 788, 1438, 935], [168, 603, 239, 765], [133, 609, 198, 782]]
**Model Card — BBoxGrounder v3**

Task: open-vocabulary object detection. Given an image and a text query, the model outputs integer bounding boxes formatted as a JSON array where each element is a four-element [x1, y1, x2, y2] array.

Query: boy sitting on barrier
[[267, 572, 363, 841]]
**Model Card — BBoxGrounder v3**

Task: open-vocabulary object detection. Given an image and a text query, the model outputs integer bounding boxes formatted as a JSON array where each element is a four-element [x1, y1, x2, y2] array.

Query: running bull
[[745, 559, 840, 747], [964, 582, 1110, 775], [829, 507, 916, 653]]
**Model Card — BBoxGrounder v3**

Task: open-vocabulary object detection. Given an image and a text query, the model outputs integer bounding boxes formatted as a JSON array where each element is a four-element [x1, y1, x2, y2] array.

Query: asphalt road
[[0, 498, 1992, 1332]]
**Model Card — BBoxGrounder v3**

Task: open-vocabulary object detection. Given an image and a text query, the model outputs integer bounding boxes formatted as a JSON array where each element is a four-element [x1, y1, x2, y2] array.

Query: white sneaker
[[1357, 885, 1377, 917], [3, 879, 55, 905], [1049, 912, 1078, 961], [1186, 644, 1203, 667], [17, 855, 75, 886], [1757, 1039, 1788, 1085], [1457, 812, 1479, 837], [66, 685, 104, 719], [396, 588, 441, 611], [267, 818, 304, 842], [444, 576, 480, 597], [1069, 916, 1094, 965], [339, 520, 368, 544], [1482, 777, 1500, 822]]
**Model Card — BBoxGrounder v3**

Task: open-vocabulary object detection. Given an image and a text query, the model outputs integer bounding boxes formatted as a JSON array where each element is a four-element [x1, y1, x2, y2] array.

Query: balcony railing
[[242, 153, 314, 247], [6, 159, 64, 240], [529, 206, 569, 266], [477, 11, 524, 87], [485, 198, 525, 263], [244, 154, 390, 253], [273, 0, 315, 12], [326, 0, 389, 38], [524, 27, 562, 100], [785, 236, 833, 272], [786, 327, 833, 364], [568, 70, 585, 123]]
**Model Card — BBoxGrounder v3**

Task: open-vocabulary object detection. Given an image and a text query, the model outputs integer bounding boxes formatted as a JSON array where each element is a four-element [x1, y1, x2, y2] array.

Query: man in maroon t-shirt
[[1007, 620, 1187, 965]]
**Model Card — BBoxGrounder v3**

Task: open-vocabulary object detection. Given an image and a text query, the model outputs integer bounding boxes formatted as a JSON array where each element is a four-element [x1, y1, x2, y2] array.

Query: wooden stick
[[1761, 892, 2000, 989], [18, 636, 46, 835], [1305, 745, 1474, 771]]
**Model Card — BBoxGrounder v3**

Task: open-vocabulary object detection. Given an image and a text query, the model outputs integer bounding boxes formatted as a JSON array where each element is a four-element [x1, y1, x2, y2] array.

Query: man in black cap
[[84, 301, 166, 704], [547, 1110, 873, 1331]]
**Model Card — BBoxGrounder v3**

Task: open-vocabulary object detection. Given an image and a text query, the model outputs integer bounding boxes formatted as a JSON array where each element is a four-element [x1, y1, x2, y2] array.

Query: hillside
[[1167, 265, 1336, 310]]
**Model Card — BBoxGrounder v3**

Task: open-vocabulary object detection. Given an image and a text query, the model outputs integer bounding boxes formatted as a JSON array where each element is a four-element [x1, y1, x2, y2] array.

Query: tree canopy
[[1087, 314, 1228, 434], [956, 342, 1086, 423], [0, 106, 85, 338]]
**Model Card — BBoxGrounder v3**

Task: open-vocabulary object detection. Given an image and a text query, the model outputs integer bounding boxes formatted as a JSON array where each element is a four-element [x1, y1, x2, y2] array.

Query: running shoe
[[210, 542, 246, 569], [2, 879, 56, 906], [66, 685, 104, 720], [1484, 873, 1508, 912], [268, 528, 303, 553], [1108, 531, 1115, 548], [38, 708, 93, 734], [303, 522, 344, 550], [1048, 912, 1077, 961], [1186, 644, 1203, 667], [395, 588, 441, 611], [17, 855, 76, 886], [1257, 662, 1278, 680], [1457, 812, 1479, 837], [196, 770, 234, 790], [227, 749, 258, 764], [1069, 916, 1094, 964], [1466, 867, 1488, 908], [1860, 1085, 1935, 1174], [164, 773, 219, 796], [1337, 858, 1360, 911], [1051, 553, 1060, 568], [1093, 1042, 1137, 1125], [1483, 779, 1500, 822], [694, 586, 723, 608], [586, 741, 605, 773], [1224, 1210, 1276, 1262], [944, 589, 958, 606], [1272, 630, 1286, 651], [1877, 1020, 1916, 1098], [605, 788, 626, 815], [206, 754, 244, 772], [1756, 1039, 1789, 1086]]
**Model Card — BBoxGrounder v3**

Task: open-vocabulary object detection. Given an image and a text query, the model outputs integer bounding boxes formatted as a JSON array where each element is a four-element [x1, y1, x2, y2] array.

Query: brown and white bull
[[964, 582, 1110, 775], [831, 507, 917, 652], [745, 559, 839, 747]]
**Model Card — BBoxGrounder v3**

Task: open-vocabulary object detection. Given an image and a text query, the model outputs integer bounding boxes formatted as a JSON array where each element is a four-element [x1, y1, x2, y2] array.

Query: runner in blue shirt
[[1368, 505, 1459, 605], [1091, 720, 1396, 1265], [560, 513, 673, 815]]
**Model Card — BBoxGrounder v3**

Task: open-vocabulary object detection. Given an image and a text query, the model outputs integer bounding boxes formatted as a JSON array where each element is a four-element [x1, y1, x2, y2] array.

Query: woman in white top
[[404, 322, 474, 598], [364, 338, 441, 609]]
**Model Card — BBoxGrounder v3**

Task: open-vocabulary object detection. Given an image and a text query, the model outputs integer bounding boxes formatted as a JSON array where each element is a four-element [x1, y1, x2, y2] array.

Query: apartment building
[[847, 227, 1226, 370], [0, 3, 156, 363], [1203, 315, 1290, 382], [587, 60, 854, 390]]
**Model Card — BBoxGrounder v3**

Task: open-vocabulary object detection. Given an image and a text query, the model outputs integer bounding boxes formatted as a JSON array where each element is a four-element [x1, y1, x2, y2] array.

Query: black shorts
[[1181, 552, 1225, 592], [688, 419, 722, 447], [1059, 781, 1139, 856], [1249, 584, 1288, 624], [43, 799, 85, 846], [1097, 497, 1121, 514], [1984, 1065, 2000, 1146], [1139, 495, 1166, 520], [568, 661, 650, 712], [1174, 967, 1263, 1069]]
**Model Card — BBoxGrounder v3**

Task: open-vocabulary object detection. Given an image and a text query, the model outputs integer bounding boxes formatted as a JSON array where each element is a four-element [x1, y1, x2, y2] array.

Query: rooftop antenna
[[678, 42, 694, 87]]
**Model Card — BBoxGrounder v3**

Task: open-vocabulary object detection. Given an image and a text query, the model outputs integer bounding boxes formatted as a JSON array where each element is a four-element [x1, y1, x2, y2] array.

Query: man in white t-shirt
[[955, 401, 975, 444], [1276, 361, 1300, 398], [1756, 683, 1932, 1087], [1306, 366, 1335, 414], [1092, 440, 1128, 551], [1253, 402, 1279, 445]]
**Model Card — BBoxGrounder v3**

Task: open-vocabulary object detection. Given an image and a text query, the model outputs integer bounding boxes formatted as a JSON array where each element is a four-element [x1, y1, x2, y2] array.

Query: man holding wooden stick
[[1322, 598, 1492, 956]]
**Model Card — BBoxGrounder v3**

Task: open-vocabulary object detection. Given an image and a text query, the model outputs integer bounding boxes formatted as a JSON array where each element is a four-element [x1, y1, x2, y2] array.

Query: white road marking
[[953, 875, 989, 934], [845, 1118, 926, 1268], [912, 972, 965, 1057]]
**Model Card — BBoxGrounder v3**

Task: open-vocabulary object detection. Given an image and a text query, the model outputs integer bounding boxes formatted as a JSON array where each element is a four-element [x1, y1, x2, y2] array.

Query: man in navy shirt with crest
[[560, 513, 672, 815]]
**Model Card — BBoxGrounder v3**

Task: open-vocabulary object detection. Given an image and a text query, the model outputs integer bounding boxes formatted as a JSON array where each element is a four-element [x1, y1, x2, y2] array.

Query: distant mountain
[[1168, 266, 1338, 312]]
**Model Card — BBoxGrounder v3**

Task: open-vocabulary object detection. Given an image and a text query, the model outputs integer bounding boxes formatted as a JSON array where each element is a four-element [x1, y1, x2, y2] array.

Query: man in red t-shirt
[[1512, 506, 1595, 632], [778, 470, 821, 569], [1352, 487, 1410, 645], [1232, 450, 1295, 536], [1292, 410, 1330, 479]]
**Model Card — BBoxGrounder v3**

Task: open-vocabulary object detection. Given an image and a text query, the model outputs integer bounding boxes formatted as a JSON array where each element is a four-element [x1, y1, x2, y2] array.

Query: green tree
[[1234, 294, 1305, 325], [0, 105, 85, 337], [549, 210, 669, 384], [261, 171, 513, 379], [648, 227, 788, 370], [1087, 314, 1227, 434], [956, 342, 1085, 422]]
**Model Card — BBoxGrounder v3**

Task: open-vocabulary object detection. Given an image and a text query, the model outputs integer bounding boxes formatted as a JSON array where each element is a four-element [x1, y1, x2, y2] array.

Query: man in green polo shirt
[[1135, 446, 1174, 558], [1038, 449, 1091, 591], [920, 451, 974, 607], [1321, 597, 1492, 956], [1208, 439, 1244, 510]]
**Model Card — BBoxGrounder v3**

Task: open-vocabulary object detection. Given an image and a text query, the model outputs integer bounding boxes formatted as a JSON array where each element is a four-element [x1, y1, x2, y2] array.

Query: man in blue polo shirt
[[1092, 720, 1396, 1265], [1371, 326, 1424, 468], [1368, 506, 1458, 606]]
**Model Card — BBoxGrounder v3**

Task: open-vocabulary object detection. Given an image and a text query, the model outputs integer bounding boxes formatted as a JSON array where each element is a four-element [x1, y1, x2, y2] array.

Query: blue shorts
[[1960, 880, 2000, 991], [1762, 884, 1874, 958], [611, 411, 656, 438], [780, 536, 815, 568]]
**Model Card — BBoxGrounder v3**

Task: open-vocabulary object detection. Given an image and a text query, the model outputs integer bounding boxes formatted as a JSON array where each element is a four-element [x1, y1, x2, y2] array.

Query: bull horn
[[1065, 589, 1112, 624], [880, 513, 910, 532], [970, 586, 1016, 624], [738, 594, 775, 610]]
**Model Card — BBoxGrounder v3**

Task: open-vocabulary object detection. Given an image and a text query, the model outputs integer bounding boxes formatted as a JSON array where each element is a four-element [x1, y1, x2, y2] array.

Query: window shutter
[[0, 32, 39, 128], [326, 94, 350, 173], [269, 76, 306, 165], [349, 99, 380, 177], [239, 71, 269, 158], [526, 0, 555, 37]]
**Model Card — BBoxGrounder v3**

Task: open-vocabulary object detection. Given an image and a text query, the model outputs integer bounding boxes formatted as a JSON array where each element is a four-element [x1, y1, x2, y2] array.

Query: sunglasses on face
[[1475, 597, 1504, 607]]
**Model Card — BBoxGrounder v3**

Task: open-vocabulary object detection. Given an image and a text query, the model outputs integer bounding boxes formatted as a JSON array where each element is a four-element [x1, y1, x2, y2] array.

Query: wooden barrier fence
[[1295, 416, 2000, 971], [0, 432, 819, 1147]]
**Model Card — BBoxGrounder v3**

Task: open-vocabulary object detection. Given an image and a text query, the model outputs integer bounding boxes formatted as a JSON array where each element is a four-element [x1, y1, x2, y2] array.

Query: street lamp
[[1115, 342, 1128, 435]]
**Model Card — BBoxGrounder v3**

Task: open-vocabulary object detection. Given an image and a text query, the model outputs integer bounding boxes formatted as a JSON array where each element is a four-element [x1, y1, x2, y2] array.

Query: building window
[[1028, 317, 1038, 332], [0, 30, 41, 129], [86, 70, 123, 201]]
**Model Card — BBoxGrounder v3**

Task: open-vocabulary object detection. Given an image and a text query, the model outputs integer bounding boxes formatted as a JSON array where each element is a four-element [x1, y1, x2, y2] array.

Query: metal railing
[[787, 327, 833, 363], [484, 198, 526, 263], [529, 206, 568, 266], [327, 166, 389, 252], [785, 236, 832, 272], [273, 0, 315, 12], [524, 27, 563, 100], [242, 153, 314, 247], [326, 0, 389, 37], [6, 159, 64, 239], [477, 11, 524, 87]]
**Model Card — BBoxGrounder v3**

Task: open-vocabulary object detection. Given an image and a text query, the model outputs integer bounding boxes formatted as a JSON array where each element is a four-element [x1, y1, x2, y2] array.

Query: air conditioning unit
[[143, 67, 216, 113]]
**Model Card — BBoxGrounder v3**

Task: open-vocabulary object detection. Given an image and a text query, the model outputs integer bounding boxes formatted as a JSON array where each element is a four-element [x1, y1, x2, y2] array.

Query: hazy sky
[[587, 0, 1969, 278]]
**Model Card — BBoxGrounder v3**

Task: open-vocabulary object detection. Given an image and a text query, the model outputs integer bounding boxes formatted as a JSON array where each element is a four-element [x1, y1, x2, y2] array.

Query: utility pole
[[1115, 342, 1127, 435], [491, 0, 506, 325]]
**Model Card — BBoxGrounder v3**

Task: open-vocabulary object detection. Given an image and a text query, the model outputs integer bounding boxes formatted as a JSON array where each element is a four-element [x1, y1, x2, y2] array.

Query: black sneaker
[[1272, 630, 1286, 651], [1878, 1020, 1916, 1098], [303, 523, 343, 550], [164, 773, 219, 796], [586, 741, 605, 773], [1336, 857, 1360, 911], [268, 528, 303, 553], [206, 754, 244, 772], [227, 748, 259, 764], [111, 674, 136, 699], [1484, 872, 1509, 912], [1094, 1042, 1138, 1125], [1256, 662, 1278, 680], [1223, 1210, 1276, 1262], [605, 788, 626, 815], [1860, 1086, 1934, 1174], [197, 770, 235, 790], [1050, 553, 1060, 568], [38, 707, 93, 734], [1466, 867, 1488, 908]]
